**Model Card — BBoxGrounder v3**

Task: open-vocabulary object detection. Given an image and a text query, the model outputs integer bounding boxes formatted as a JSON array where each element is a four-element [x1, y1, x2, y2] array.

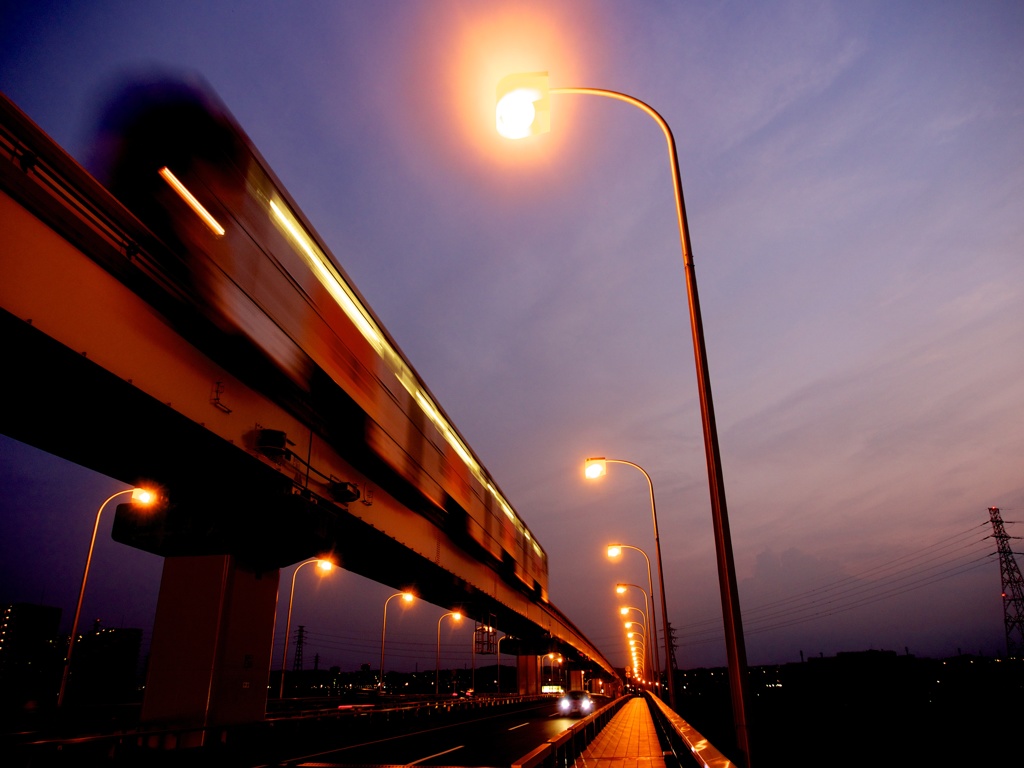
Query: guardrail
[[645, 692, 736, 768], [511, 695, 627, 768]]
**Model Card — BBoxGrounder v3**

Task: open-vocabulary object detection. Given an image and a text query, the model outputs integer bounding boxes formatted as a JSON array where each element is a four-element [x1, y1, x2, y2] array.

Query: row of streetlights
[[62, 469, 709, 712], [498, 72, 751, 766], [281, 578, 481, 697], [588, 456, 676, 709], [58, 502, 481, 705]]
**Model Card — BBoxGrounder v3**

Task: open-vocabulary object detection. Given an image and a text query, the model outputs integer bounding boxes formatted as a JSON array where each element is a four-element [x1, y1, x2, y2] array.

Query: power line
[[677, 519, 998, 648]]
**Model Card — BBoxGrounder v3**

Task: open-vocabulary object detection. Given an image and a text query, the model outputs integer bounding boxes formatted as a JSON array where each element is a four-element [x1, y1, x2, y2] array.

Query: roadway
[[5, 695, 608, 767], [258, 698, 593, 767]]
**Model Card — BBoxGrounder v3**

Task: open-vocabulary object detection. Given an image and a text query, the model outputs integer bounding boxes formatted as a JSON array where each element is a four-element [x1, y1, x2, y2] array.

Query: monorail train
[[94, 78, 548, 602]]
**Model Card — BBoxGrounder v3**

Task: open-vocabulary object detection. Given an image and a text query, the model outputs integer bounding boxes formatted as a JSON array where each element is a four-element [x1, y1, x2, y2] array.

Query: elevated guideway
[[0, 90, 619, 732]]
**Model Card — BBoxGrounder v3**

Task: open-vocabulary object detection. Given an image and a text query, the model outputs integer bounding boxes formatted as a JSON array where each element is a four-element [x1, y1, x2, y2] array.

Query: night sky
[[2, 1, 1023, 676]]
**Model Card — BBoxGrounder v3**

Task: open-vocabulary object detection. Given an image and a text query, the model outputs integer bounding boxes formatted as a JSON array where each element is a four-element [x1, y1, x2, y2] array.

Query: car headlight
[[559, 699, 570, 709]]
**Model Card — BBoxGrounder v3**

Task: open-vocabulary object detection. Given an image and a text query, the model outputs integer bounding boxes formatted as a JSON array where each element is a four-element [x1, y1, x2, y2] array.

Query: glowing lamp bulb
[[401, 592, 414, 603], [131, 488, 156, 504], [495, 72, 550, 140], [607, 546, 622, 558], [496, 89, 539, 139], [316, 559, 333, 572]]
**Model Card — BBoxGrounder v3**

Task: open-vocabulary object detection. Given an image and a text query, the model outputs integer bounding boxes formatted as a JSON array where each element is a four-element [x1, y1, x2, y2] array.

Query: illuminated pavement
[[574, 697, 668, 768]]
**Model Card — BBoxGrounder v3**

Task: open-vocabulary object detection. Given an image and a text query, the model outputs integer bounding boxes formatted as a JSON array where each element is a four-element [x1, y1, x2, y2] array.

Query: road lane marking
[[409, 745, 463, 764], [261, 700, 556, 767], [508, 722, 531, 730]]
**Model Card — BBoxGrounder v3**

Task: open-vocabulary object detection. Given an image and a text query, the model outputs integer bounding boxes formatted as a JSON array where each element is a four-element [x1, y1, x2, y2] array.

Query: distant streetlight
[[606, 542, 664, 700], [499, 72, 751, 764], [58, 487, 157, 708], [626, 631, 646, 683], [617, 583, 656, 690], [543, 652, 562, 688], [619, 605, 652, 681], [379, 591, 414, 692], [496, 633, 511, 693], [279, 558, 334, 699], [436, 611, 462, 695], [591, 457, 673, 705]]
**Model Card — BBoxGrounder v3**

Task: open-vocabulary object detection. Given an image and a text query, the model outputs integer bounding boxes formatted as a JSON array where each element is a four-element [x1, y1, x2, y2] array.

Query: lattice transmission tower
[[293, 625, 305, 672], [987, 507, 1024, 658]]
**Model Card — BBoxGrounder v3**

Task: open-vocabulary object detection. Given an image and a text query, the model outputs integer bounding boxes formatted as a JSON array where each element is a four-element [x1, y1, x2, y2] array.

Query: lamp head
[[620, 607, 629, 615], [453, 612, 462, 621], [607, 545, 622, 558], [584, 457, 607, 479], [131, 487, 157, 505], [615, 584, 627, 594], [496, 72, 550, 139], [401, 591, 414, 603], [315, 559, 334, 573]]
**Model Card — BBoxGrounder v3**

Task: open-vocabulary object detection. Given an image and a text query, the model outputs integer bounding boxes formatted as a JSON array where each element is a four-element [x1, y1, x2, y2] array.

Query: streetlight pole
[[436, 611, 461, 695], [496, 634, 509, 694], [380, 592, 414, 693], [58, 487, 155, 708], [614, 585, 655, 696], [592, 458, 674, 708], [606, 544, 662, 701], [498, 74, 752, 765], [279, 558, 333, 699]]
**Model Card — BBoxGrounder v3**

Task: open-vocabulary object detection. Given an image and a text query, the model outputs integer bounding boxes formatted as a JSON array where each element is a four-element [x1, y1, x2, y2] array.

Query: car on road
[[558, 690, 593, 717]]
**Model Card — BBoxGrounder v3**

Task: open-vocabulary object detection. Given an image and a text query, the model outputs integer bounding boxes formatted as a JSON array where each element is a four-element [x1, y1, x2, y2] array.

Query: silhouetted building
[[0, 602, 63, 709], [67, 620, 143, 704]]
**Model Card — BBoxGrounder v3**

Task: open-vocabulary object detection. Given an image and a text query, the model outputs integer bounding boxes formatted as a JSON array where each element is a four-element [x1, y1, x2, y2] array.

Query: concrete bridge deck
[[574, 697, 668, 768]]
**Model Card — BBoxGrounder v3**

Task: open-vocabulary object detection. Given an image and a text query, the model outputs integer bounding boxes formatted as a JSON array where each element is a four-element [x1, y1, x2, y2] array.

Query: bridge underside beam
[[0, 304, 588, 650]]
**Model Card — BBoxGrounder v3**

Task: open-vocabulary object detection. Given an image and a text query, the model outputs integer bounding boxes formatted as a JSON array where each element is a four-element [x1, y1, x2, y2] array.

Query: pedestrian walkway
[[574, 696, 668, 768]]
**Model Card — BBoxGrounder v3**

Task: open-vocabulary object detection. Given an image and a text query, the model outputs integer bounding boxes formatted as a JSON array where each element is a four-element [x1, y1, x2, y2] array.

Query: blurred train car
[[93, 77, 548, 602]]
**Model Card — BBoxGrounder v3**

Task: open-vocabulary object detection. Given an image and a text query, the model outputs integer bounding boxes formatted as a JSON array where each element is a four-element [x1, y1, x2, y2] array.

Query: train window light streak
[[268, 198, 536, 540], [158, 166, 225, 236]]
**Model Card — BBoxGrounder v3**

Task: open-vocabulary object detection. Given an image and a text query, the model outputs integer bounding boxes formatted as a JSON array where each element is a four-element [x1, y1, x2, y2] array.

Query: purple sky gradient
[[2, 1, 1023, 673]]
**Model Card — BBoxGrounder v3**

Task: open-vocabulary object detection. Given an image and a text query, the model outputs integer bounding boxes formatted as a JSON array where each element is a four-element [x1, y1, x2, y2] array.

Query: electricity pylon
[[988, 507, 1024, 658]]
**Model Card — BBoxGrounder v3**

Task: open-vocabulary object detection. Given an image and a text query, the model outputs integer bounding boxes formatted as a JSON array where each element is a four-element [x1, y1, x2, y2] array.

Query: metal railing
[[645, 691, 736, 768]]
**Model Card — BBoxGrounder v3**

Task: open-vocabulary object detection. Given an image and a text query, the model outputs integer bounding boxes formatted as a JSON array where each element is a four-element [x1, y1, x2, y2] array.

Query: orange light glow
[[130, 488, 156, 505], [443, 4, 588, 172], [158, 167, 225, 236], [401, 592, 415, 603], [316, 559, 334, 573], [585, 458, 607, 479], [607, 545, 622, 558]]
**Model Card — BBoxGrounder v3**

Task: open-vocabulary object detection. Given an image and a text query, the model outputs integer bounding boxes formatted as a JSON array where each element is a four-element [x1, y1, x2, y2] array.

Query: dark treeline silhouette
[[673, 650, 1024, 767]]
